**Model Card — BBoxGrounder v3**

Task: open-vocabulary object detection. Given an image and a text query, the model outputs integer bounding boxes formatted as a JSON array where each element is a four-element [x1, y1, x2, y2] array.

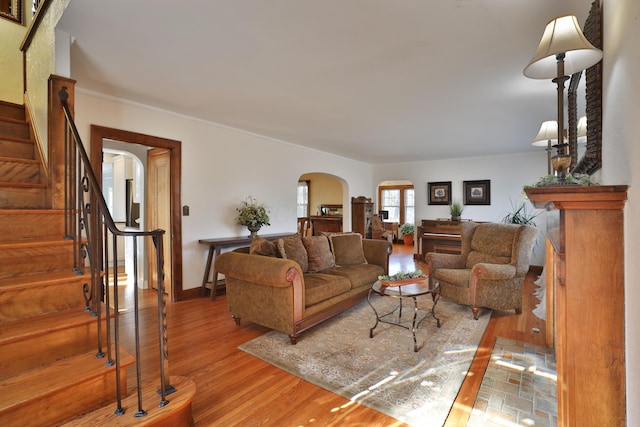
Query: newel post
[[48, 74, 77, 209]]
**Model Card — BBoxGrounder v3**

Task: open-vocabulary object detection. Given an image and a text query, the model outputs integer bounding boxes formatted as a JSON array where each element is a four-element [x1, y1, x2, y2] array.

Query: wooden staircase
[[0, 101, 47, 209], [0, 101, 194, 426]]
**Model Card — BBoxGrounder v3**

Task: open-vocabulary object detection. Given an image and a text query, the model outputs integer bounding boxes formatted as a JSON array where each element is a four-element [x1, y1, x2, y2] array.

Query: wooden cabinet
[[351, 196, 373, 238], [417, 219, 466, 258], [525, 185, 627, 427]]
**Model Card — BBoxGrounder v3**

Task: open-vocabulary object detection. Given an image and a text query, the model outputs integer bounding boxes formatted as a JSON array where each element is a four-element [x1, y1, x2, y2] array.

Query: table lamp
[[524, 15, 602, 181]]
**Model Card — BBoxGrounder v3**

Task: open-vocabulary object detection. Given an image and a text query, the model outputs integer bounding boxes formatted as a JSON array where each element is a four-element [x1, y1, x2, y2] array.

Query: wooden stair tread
[[0, 181, 46, 189], [0, 156, 39, 164], [0, 209, 64, 215], [0, 346, 135, 410], [0, 308, 102, 343], [61, 376, 196, 426], [0, 238, 73, 248], [0, 269, 90, 290], [0, 136, 33, 144]]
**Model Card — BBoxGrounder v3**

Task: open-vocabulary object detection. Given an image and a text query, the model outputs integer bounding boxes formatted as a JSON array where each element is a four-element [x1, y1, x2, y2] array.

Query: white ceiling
[[56, 0, 590, 165]]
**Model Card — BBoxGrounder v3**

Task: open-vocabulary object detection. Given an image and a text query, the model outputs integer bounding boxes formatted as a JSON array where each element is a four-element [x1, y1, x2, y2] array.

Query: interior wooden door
[[147, 148, 172, 295]]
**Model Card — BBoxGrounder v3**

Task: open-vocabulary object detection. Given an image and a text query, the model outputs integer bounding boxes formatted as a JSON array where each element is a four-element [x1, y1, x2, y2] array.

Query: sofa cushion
[[277, 235, 309, 273], [326, 233, 368, 266], [249, 236, 278, 257], [303, 273, 352, 307], [323, 264, 384, 290], [302, 235, 335, 272]]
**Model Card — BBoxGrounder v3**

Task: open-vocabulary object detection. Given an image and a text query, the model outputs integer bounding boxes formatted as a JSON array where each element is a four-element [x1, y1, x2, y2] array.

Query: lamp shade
[[523, 15, 602, 79], [577, 115, 587, 142], [532, 120, 559, 146]]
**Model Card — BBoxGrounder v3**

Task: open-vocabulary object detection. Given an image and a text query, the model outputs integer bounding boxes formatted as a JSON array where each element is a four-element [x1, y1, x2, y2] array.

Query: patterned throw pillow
[[276, 235, 309, 273], [302, 235, 335, 272], [249, 236, 277, 257], [326, 233, 367, 266]]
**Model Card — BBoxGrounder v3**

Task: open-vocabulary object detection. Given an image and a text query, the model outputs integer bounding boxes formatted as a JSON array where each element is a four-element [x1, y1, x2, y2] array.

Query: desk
[[199, 233, 293, 300]]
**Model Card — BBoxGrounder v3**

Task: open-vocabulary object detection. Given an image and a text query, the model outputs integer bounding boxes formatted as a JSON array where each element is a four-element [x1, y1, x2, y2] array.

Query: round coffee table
[[367, 278, 440, 352]]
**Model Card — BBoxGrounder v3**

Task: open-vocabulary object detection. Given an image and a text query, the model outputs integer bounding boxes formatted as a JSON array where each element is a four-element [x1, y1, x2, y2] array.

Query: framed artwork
[[428, 181, 451, 205], [463, 180, 491, 205]]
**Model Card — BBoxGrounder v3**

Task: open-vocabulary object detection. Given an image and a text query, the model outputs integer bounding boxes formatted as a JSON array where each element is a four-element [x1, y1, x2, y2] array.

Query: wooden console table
[[199, 233, 293, 300]]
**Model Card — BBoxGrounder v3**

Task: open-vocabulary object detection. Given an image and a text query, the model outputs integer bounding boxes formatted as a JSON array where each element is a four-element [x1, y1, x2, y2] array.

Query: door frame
[[90, 125, 184, 302]]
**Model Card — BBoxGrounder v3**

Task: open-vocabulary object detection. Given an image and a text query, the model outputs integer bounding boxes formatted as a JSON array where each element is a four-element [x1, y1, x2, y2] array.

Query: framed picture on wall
[[428, 181, 451, 205], [463, 180, 491, 205]]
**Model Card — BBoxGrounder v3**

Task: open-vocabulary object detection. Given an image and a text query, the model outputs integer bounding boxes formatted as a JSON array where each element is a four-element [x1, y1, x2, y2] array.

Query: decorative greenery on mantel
[[524, 173, 599, 189]]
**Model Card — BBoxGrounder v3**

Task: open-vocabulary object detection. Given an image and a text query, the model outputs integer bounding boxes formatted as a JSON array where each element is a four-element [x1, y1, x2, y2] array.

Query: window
[[379, 185, 414, 225], [404, 187, 415, 224], [297, 180, 310, 217]]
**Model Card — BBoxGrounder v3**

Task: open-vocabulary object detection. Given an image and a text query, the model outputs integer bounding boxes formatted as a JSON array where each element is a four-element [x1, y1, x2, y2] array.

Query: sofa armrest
[[215, 251, 305, 336], [362, 239, 392, 274], [215, 252, 302, 288]]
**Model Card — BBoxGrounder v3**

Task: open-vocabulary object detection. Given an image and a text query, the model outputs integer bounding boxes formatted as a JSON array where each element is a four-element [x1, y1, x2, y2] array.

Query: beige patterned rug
[[239, 295, 491, 426]]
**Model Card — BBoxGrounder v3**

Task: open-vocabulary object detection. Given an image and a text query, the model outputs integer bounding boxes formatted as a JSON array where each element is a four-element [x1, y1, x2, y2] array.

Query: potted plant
[[399, 222, 415, 245], [449, 201, 464, 221], [236, 196, 270, 237], [502, 198, 540, 226]]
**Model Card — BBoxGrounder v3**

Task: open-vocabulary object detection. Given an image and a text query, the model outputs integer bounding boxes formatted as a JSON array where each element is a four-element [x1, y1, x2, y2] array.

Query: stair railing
[[58, 86, 174, 417]]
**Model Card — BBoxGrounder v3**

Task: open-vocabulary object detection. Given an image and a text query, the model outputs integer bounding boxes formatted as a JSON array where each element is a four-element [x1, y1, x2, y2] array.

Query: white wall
[[72, 90, 373, 292], [603, 0, 640, 421], [373, 151, 549, 265]]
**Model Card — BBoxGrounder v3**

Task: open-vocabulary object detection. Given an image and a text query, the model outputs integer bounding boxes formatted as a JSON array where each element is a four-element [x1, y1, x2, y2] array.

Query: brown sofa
[[214, 233, 392, 344]]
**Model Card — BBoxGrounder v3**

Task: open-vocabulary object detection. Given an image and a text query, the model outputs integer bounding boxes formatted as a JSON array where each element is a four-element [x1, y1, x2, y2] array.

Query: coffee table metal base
[[367, 280, 440, 352]]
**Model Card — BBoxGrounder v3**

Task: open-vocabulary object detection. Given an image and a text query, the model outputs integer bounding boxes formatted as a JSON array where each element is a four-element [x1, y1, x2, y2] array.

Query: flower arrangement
[[236, 196, 270, 228]]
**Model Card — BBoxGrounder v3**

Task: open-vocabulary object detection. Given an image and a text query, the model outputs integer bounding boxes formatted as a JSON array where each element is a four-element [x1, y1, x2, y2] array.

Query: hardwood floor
[[120, 243, 546, 426]]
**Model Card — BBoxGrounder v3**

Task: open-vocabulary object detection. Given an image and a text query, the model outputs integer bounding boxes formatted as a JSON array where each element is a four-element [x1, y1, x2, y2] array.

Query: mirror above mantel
[[569, 0, 602, 176]]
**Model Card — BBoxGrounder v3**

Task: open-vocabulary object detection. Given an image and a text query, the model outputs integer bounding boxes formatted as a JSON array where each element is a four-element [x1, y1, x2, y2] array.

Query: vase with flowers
[[236, 196, 270, 237]]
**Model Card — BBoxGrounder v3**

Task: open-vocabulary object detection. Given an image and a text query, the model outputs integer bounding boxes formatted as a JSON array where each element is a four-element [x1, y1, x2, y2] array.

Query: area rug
[[239, 295, 491, 426]]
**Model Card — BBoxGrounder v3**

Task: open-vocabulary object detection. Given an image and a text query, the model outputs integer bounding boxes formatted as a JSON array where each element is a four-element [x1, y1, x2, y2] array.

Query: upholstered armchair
[[426, 221, 538, 319]]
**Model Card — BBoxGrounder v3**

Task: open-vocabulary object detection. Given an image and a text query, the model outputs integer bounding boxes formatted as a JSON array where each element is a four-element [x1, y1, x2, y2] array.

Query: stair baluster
[[58, 86, 172, 418]]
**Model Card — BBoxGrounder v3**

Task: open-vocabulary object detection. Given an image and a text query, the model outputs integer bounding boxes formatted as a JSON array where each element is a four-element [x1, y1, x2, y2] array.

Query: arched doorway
[[298, 172, 348, 235]]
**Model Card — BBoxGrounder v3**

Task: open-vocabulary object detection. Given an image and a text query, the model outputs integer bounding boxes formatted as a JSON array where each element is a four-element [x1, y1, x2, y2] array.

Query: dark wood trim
[[47, 74, 76, 209], [90, 125, 184, 302], [377, 184, 414, 225], [293, 290, 369, 338], [19, 0, 51, 51]]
